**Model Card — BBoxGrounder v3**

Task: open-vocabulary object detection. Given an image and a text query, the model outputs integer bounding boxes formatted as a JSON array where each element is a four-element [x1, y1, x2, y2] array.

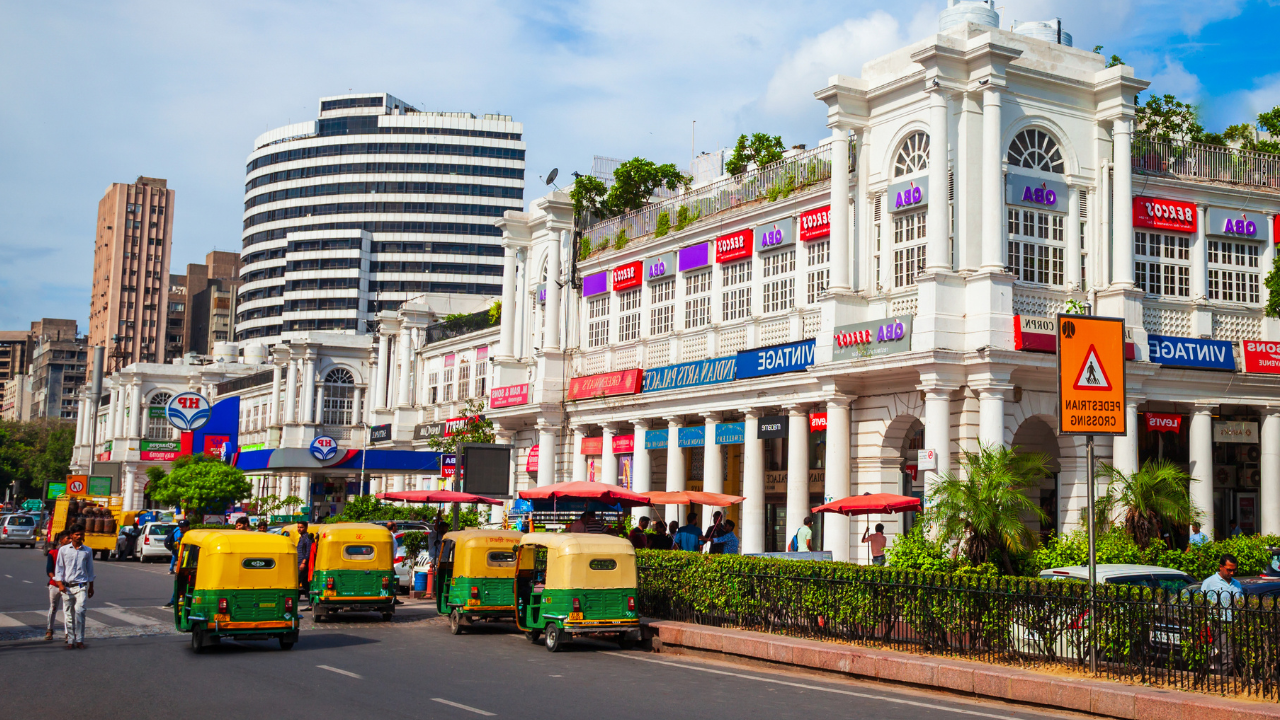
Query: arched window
[[893, 132, 930, 177], [321, 368, 355, 425], [1007, 128, 1065, 173], [146, 392, 172, 440]]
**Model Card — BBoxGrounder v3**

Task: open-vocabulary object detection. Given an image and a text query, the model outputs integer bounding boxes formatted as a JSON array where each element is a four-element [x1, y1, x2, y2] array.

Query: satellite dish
[[545, 168, 559, 185]]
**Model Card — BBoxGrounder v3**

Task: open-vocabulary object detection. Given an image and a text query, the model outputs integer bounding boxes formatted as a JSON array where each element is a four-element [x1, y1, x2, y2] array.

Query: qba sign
[[644, 252, 675, 283], [887, 178, 928, 211], [832, 316, 912, 361], [753, 219, 794, 253], [1007, 174, 1067, 211], [1206, 208, 1266, 239]]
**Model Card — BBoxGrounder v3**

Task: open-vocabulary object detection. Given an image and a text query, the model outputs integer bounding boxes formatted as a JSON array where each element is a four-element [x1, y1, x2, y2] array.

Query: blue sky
[[2, 0, 1278, 336]]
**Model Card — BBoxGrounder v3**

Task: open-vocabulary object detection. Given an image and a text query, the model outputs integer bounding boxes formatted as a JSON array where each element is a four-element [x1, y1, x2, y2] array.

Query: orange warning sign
[[66, 475, 88, 496], [1057, 315, 1126, 435]]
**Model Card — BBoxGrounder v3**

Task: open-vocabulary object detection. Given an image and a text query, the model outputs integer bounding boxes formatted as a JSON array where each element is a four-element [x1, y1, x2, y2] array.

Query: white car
[[393, 531, 432, 592], [137, 522, 177, 562]]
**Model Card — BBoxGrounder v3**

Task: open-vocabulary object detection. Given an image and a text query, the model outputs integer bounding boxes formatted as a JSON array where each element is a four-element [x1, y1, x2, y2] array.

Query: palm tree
[[1094, 459, 1197, 547], [929, 443, 1052, 573]]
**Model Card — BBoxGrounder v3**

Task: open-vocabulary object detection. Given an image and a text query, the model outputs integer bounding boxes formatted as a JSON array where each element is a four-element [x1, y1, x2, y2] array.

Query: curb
[[643, 620, 1280, 720]]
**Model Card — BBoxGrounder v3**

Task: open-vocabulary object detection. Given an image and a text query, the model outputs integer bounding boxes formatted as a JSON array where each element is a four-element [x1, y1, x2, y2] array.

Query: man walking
[[628, 517, 650, 549], [45, 532, 69, 641], [53, 524, 95, 649], [1201, 553, 1243, 673], [296, 521, 313, 610], [793, 516, 814, 552]]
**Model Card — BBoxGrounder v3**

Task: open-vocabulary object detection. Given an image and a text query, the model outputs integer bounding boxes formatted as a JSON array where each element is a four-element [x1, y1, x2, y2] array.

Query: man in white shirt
[[53, 524, 95, 649]]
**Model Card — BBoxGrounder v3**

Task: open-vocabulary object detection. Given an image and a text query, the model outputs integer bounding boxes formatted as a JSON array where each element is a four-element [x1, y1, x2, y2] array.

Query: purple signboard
[[678, 242, 711, 273], [582, 271, 609, 296]]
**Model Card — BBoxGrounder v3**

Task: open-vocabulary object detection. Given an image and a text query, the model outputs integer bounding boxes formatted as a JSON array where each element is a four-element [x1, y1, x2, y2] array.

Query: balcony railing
[[1132, 134, 1280, 191], [583, 143, 844, 250]]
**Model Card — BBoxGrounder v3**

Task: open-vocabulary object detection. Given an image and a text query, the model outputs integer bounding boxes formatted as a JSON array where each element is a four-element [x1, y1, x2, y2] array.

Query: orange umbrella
[[642, 490, 745, 507], [519, 480, 652, 507], [812, 493, 921, 516]]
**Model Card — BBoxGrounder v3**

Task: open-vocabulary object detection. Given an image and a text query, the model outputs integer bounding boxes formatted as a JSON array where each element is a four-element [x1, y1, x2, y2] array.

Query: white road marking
[[22, 580, 32, 584], [317, 665, 362, 679], [606, 652, 1044, 720], [0, 613, 25, 627], [4, 574, 11, 578], [94, 607, 156, 626], [106, 602, 123, 608], [431, 698, 495, 716], [83, 616, 107, 629]]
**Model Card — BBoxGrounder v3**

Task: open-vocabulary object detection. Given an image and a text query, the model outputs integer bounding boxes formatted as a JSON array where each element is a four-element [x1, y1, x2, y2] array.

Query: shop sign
[[46, 483, 66, 499], [413, 422, 444, 441], [678, 242, 711, 272], [443, 416, 482, 436], [714, 230, 751, 263], [1017, 314, 1138, 359], [832, 316, 912, 361], [580, 437, 603, 455], [917, 449, 937, 471], [1243, 340, 1280, 374], [148, 406, 165, 419], [568, 368, 644, 400], [735, 339, 815, 380], [715, 422, 744, 445], [369, 423, 392, 443], [1147, 334, 1235, 371], [537, 283, 546, 304], [887, 177, 928, 211], [757, 416, 788, 439], [1206, 208, 1266, 239], [678, 426, 705, 448], [444, 353, 455, 367], [644, 429, 668, 450], [612, 434, 635, 454], [643, 355, 736, 393], [809, 413, 827, 432], [644, 252, 675, 283], [442, 454, 457, 477], [1146, 413, 1183, 433], [1133, 196, 1197, 233], [140, 439, 181, 462], [1007, 174, 1067, 211], [310, 435, 338, 461], [240, 443, 265, 452], [763, 469, 825, 494], [203, 435, 230, 458], [166, 391, 211, 431], [1214, 421, 1259, 444], [798, 205, 831, 242], [753, 218, 794, 253], [526, 445, 539, 472], [582, 270, 609, 297], [612, 261, 642, 291], [88, 476, 112, 496], [489, 384, 530, 408]]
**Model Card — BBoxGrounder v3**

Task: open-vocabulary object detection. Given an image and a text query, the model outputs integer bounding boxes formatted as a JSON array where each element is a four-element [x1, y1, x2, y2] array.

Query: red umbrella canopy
[[519, 481, 652, 508], [643, 490, 745, 507], [812, 493, 922, 516], [376, 490, 502, 505]]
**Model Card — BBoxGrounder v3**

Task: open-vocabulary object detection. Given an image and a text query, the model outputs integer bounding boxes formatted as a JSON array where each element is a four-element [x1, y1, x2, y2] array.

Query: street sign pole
[[1086, 433, 1096, 675]]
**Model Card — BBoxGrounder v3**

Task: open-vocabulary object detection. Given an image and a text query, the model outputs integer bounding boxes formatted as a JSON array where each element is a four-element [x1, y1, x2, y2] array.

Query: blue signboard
[[735, 339, 816, 380], [715, 422, 745, 445], [644, 429, 668, 450], [644, 356, 737, 393], [1147, 334, 1235, 371], [678, 426, 705, 447]]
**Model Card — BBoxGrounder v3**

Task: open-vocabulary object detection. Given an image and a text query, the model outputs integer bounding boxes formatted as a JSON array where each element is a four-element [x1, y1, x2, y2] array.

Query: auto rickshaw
[[435, 529, 524, 634], [513, 533, 641, 652], [172, 529, 301, 653], [309, 523, 396, 622]]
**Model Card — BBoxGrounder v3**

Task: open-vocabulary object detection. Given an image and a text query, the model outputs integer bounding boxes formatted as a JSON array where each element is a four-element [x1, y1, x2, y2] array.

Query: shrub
[[613, 228, 629, 250], [654, 211, 670, 238]]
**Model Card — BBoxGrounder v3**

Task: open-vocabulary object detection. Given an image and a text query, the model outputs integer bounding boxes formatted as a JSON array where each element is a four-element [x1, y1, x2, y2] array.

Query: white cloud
[[1148, 56, 1203, 101]]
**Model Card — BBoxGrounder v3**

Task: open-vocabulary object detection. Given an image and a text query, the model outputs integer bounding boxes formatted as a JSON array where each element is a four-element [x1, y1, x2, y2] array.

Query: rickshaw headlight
[[217, 598, 228, 613], [628, 596, 636, 611]]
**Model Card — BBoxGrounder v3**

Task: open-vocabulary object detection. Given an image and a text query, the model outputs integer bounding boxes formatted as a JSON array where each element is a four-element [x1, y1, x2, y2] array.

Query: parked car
[[0, 514, 39, 548], [393, 530, 434, 592], [137, 522, 177, 562], [1146, 575, 1280, 667]]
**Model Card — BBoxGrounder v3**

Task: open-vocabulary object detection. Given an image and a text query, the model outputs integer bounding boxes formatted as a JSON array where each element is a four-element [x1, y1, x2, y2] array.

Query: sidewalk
[[644, 620, 1280, 720]]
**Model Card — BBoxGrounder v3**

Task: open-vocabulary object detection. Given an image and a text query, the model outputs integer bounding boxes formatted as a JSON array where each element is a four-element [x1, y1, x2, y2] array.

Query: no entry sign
[[1057, 315, 1126, 436]]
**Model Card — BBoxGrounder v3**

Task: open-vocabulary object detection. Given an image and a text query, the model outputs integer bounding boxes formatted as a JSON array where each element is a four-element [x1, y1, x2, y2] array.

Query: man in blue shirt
[[1187, 523, 1209, 548], [709, 520, 739, 555], [673, 513, 702, 552], [1200, 553, 1243, 673]]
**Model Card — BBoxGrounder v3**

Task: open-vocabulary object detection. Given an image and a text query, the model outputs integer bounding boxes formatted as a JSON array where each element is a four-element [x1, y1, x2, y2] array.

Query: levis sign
[[1146, 412, 1182, 433]]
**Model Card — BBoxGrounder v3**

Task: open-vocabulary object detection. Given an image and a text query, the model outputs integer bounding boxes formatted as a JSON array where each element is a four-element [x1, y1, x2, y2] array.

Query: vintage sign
[[1146, 413, 1183, 433], [754, 218, 794, 253], [714, 230, 752, 263], [715, 422, 745, 445], [643, 356, 737, 393], [1133, 196, 1197, 234], [1147, 334, 1235, 371], [612, 261, 642, 291], [1215, 421, 1259, 444], [832, 316, 912, 361], [489, 384, 530, 408], [140, 439, 181, 462], [798, 205, 831, 241], [166, 392, 211, 431], [1206, 208, 1266, 239], [887, 177, 928, 211], [678, 426, 705, 448], [644, 252, 675, 283], [678, 242, 711, 272], [757, 416, 788, 439], [568, 369, 644, 400], [1243, 340, 1280, 374], [735, 339, 815, 380], [1057, 315, 1126, 436], [582, 270, 609, 297], [580, 437, 603, 455], [1007, 174, 1067, 211]]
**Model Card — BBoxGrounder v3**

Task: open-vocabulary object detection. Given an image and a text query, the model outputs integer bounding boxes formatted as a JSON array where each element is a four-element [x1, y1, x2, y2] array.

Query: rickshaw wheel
[[381, 612, 393, 622], [279, 638, 295, 650], [449, 609, 464, 635], [618, 632, 636, 650], [313, 608, 328, 623], [525, 630, 541, 644], [190, 630, 205, 654], [545, 625, 564, 653]]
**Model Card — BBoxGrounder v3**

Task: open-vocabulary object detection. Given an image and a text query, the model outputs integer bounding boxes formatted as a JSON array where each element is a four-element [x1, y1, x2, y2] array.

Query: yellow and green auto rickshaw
[[310, 523, 396, 622], [435, 529, 524, 634], [514, 533, 641, 652], [172, 529, 300, 653]]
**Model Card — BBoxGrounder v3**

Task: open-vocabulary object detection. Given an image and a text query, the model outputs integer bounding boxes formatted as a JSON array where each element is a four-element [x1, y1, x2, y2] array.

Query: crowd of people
[[622, 511, 739, 554]]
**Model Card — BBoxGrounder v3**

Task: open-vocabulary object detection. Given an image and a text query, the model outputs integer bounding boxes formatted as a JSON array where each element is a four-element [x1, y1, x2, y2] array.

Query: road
[[0, 545, 1075, 720]]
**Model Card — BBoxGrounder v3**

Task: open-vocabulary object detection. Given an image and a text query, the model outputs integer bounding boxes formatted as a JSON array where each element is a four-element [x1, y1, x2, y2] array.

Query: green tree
[[569, 174, 610, 222], [725, 133, 786, 175], [929, 443, 1052, 573], [1224, 123, 1258, 150], [1265, 250, 1280, 318], [1094, 459, 1197, 548], [426, 398, 494, 456], [145, 454, 252, 517], [0, 420, 74, 499], [568, 160, 689, 224], [1135, 94, 1205, 142]]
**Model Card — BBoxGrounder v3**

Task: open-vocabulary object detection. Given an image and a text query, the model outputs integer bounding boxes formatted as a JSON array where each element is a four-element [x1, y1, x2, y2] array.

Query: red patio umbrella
[[811, 493, 922, 516], [643, 490, 745, 507], [519, 480, 651, 508], [376, 490, 502, 505]]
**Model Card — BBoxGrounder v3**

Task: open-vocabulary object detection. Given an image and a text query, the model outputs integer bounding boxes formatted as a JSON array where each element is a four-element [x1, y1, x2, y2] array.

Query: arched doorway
[[1010, 416, 1062, 538]]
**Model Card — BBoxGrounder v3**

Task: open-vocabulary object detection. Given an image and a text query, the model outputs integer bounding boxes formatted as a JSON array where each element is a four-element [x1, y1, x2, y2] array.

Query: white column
[[129, 383, 142, 437], [856, 127, 873, 292], [113, 387, 126, 439], [1192, 206, 1208, 299], [123, 466, 136, 512], [314, 383, 326, 426], [537, 423, 557, 487], [824, 399, 852, 562], [283, 360, 299, 424], [978, 387, 1008, 448], [742, 411, 765, 554], [1112, 118, 1134, 286], [1262, 410, 1280, 536], [375, 333, 390, 409], [601, 424, 618, 486], [665, 418, 685, 523], [74, 396, 86, 446], [572, 426, 587, 484], [396, 328, 412, 408], [923, 388, 952, 496], [702, 413, 723, 529], [269, 363, 282, 425], [981, 88, 1004, 270], [829, 127, 852, 292], [393, 475, 406, 493], [1189, 405, 1215, 538], [926, 89, 950, 272], [352, 386, 363, 427], [631, 420, 651, 519], [786, 407, 810, 549], [105, 387, 116, 440], [1067, 186, 1082, 289], [1112, 400, 1140, 477], [497, 245, 519, 359], [301, 356, 316, 425], [544, 232, 565, 351]]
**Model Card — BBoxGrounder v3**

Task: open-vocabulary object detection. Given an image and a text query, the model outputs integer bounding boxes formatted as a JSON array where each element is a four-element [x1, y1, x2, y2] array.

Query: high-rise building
[[89, 176, 175, 372], [28, 319, 87, 421], [165, 251, 243, 358], [165, 273, 187, 361], [236, 93, 523, 345], [0, 330, 32, 413]]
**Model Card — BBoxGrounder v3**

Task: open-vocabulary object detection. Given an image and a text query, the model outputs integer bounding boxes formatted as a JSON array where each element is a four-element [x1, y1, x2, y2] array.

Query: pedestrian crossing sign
[[1072, 345, 1113, 390], [1057, 314, 1126, 436]]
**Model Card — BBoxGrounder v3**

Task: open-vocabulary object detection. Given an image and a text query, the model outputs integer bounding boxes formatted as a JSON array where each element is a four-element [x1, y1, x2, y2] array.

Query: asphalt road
[[0, 546, 1076, 720]]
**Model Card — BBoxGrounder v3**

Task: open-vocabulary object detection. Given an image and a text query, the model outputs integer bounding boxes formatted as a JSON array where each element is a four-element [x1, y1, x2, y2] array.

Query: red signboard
[[612, 261, 642, 291], [809, 413, 827, 432], [580, 437, 603, 455], [799, 205, 831, 241], [567, 369, 644, 400], [489, 384, 530, 408], [1275, 215, 1280, 245], [202, 435, 230, 457], [442, 454, 456, 478], [1243, 340, 1280, 374], [1146, 412, 1183, 433], [714, 229, 751, 263], [1133, 196, 1197, 234], [1016, 315, 1138, 360], [526, 445, 540, 472], [612, 434, 635, 454]]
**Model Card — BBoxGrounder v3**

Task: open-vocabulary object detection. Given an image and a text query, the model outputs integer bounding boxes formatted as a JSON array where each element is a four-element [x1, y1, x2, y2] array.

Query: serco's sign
[[715, 230, 751, 263], [798, 205, 831, 241], [1133, 196, 1197, 233], [612, 261, 641, 291]]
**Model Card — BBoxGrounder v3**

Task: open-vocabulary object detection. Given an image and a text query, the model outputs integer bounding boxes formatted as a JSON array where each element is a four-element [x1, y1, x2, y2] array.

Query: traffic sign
[[66, 475, 88, 496], [166, 392, 212, 431], [1057, 315, 1126, 435]]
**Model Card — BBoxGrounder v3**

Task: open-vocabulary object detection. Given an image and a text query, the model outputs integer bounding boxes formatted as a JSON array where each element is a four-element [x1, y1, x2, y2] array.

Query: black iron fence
[[637, 554, 1280, 700]]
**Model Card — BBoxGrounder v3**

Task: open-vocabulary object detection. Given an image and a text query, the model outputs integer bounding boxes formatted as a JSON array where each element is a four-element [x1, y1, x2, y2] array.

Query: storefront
[[1132, 196, 1196, 299]]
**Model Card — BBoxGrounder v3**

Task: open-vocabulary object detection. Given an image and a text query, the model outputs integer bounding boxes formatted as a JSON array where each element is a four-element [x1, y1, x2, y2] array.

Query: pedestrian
[[45, 532, 69, 641], [256, 520, 269, 532], [296, 521, 314, 609], [702, 511, 725, 553], [234, 516, 250, 530], [387, 520, 399, 536], [628, 517, 650, 549], [1229, 520, 1242, 537], [1188, 523, 1209, 549], [649, 519, 673, 550], [166, 518, 188, 575], [791, 516, 814, 552], [1201, 553, 1243, 673], [709, 520, 739, 554], [862, 523, 888, 566], [673, 513, 702, 552], [582, 511, 606, 534], [53, 524, 95, 649]]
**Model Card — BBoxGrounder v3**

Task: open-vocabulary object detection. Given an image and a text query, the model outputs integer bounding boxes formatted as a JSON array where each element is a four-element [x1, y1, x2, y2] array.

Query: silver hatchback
[[0, 514, 39, 548]]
